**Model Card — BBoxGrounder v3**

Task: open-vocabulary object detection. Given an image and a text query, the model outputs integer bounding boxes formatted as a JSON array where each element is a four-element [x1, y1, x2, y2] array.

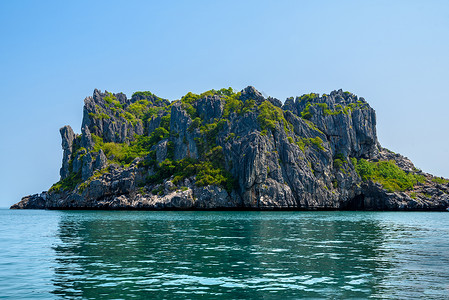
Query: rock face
[[11, 87, 449, 211], [11, 192, 47, 209], [60, 126, 76, 179], [81, 89, 168, 143]]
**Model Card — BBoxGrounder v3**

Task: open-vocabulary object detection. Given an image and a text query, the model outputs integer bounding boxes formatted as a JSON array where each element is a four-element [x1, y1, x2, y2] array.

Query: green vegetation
[[132, 91, 156, 98], [180, 92, 201, 104], [303, 119, 323, 134], [151, 185, 164, 195], [225, 133, 235, 142], [222, 92, 243, 118], [308, 137, 324, 150], [159, 114, 171, 130], [130, 88, 241, 191], [294, 136, 325, 152], [300, 100, 369, 120], [78, 168, 109, 192], [127, 100, 163, 120], [182, 102, 198, 119], [188, 117, 202, 132], [333, 153, 347, 170], [102, 92, 124, 110], [300, 103, 314, 120], [49, 137, 85, 192], [333, 159, 344, 170], [258, 100, 292, 133], [350, 157, 357, 167], [53, 88, 245, 193], [123, 100, 164, 126], [298, 93, 319, 103], [295, 139, 306, 152], [131, 91, 155, 100], [132, 91, 168, 106], [96, 92, 167, 127], [431, 177, 449, 184], [242, 99, 255, 114], [354, 159, 425, 192], [180, 88, 249, 121], [181, 88, 235, 102], [51, 126, 173, 193], [89, 112, 111, 120], [103, 92, 117, 105], [49, 171, 81, 193], [91, 128, 169, 166], [55, 87, 379, 197], [196, 119, 228, 157], [147, 146, 236, 192]]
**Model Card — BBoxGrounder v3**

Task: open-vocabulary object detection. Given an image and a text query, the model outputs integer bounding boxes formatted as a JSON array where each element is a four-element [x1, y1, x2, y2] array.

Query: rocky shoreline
[[11, 87, 449, 211]]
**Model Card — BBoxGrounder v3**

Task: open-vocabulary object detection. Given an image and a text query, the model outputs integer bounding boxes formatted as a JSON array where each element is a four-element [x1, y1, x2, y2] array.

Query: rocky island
[[11, 87, 449, 210]]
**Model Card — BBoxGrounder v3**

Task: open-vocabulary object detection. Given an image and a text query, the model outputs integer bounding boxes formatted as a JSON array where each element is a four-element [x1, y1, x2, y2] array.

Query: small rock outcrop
[[11, 87, 449, 211], [11, 192, 47, 209]]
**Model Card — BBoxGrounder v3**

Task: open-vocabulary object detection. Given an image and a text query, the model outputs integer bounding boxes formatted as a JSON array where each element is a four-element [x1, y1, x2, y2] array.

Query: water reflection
[[50, 211, 446, 299]]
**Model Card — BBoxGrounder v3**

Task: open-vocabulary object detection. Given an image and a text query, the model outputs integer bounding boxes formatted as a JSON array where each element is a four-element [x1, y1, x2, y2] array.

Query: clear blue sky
[[1, 0, 448, 207]]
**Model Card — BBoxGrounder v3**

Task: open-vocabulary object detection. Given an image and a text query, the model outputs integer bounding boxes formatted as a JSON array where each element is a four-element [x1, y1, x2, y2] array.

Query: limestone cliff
[[11, 87, 449, 210]]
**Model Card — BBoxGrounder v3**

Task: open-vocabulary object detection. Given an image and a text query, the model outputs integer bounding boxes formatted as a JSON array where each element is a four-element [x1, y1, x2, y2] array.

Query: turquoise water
[[0, 209, 448, 299]]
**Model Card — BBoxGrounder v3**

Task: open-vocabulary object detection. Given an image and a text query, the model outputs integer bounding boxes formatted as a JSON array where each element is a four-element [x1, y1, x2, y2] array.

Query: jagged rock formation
[[11, 87, 449, 210], [59, 126, 75, 179]]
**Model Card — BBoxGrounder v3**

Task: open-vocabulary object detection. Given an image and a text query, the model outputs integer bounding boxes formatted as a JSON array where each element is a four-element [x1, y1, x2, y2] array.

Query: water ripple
[[0, 210, 448, 299]]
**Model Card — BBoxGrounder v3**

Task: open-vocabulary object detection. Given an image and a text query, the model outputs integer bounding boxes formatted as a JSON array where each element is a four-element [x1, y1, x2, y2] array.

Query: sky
[[0, 0, 448, 207]]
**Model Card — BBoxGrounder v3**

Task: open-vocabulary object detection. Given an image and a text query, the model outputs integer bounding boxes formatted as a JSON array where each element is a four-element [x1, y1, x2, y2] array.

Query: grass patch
[[431, 177, 449, 184], [294, 137, 325, 152], [354, 159, 425, 192], [49, 171, 82, 193]]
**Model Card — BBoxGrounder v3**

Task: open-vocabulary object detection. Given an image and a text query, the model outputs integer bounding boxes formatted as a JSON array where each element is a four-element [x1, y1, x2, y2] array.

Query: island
[[11, 87, 449, 210]]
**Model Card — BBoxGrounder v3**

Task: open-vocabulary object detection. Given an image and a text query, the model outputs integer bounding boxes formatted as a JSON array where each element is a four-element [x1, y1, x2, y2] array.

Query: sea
[[0, 209, 448, 299]]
